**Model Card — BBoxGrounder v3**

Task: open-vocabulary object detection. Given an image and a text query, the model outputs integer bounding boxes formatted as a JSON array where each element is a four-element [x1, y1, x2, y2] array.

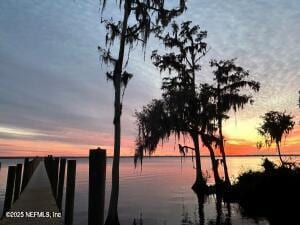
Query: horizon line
[[1, 154, 300, 159]]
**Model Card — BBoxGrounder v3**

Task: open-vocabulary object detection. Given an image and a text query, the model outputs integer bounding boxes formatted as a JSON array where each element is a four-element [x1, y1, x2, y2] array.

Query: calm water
[[2, 156, 298, 225]]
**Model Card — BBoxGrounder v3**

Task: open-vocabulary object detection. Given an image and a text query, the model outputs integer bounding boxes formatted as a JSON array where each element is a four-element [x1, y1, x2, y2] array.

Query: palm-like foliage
[[258, 111, 295, 165], [210, 59, 260, 112], [98, 1, 186, 225], [210, 59, 260, 186]]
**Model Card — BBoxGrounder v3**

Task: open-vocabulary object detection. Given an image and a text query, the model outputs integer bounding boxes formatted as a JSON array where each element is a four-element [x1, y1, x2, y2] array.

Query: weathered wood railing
[[2, 157, 40, 217], [1, 148, 107, 225], [44, 156, 77, 225]]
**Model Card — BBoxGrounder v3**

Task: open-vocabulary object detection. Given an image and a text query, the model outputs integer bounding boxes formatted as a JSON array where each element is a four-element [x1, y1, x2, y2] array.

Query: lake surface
[[1, 156, 298, 225]]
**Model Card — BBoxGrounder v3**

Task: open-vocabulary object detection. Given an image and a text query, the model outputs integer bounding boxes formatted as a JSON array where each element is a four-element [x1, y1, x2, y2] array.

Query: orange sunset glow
[[0, 118, 299, 157], [0, 0, 299, 157], [1, 2, 300, 225]]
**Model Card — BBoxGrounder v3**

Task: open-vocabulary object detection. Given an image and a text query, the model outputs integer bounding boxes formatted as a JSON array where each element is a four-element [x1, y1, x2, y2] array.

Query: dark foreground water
[[2, 156, 298, 225]]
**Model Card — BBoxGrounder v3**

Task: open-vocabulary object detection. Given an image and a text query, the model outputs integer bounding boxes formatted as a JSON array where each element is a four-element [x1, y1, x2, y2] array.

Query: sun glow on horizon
[[0, 0, 299, 157]]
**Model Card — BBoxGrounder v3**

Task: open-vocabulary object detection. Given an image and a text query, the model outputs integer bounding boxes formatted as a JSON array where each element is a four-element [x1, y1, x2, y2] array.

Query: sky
[[0, 0, 299, 157]]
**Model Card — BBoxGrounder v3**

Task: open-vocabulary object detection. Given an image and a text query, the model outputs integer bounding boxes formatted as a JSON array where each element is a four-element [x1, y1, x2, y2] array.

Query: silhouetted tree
[[98, 1, 186, 224], [135, 99, 170, 161], [198, 84, 222, 189], [210, 59, 260, 186], [145, 21, 209, 191], [135, 84, 224, 192], [257, 111, 295, 165]]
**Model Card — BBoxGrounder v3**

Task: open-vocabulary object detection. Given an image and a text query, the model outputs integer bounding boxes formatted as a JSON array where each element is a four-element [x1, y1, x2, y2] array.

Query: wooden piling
[[88, 148, 106, 225], [65, 160, 76, 225], [44, 156, 52, 180], [1, 162, 65, 225], [52, 158, 59, 198], [45, 156, 55, 190], [2, 166, 16, 216], [57, 158, 66, 211], [13, 163, 23, 202], [21, 158, 29, 192], [28, 160, 33, 180]]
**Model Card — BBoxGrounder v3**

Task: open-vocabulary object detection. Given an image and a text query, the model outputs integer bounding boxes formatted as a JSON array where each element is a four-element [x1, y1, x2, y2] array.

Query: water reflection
[[184, 193, 233, 225], [180, 193, 206, 225], [132, 193, 235, 225], [211, 195, 233, 225], [0, 157, 273, 225]]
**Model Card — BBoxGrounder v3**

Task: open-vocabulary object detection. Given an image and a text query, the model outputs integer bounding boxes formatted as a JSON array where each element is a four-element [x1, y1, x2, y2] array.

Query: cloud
[[0, 0, 299, 156]]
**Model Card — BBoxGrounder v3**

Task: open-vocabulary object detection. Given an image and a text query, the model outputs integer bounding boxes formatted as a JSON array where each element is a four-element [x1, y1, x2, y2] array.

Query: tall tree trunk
[[105, 1, 130, 225], [191, 133, 207, 193], [218, 118, 231, 186], [201, 135, 221, 191], [276, 141, 284, 165]]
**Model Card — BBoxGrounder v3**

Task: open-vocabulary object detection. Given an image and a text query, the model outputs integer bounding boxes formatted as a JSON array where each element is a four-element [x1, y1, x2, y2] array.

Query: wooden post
[[21, 158, 29, 192], [45, 156, 52, 180], [34, 157, 39, 170], [52, 158, 59, 198], [2, 166, 16, 216], [46, 157, 52, 186], [28, 160, 33, 180], [13, 163, 23, 202], [49, 157, 54, 187], [88, 148, 106, 225], [65, 160, 76, 225], [57, 158, 66, 211]]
